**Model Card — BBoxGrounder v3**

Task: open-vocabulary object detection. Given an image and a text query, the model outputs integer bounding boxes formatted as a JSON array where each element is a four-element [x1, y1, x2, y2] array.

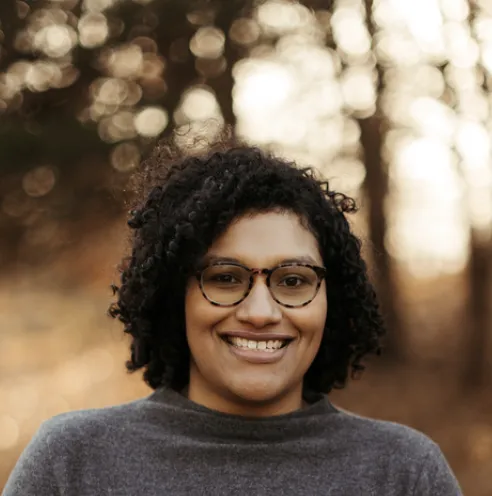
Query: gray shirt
[[2, 387, 462, 495]]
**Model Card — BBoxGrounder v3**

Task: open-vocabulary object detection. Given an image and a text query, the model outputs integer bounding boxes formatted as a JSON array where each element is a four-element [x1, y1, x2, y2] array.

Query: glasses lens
[[270, 265, 319, 306], [201, 264, 250, 305]]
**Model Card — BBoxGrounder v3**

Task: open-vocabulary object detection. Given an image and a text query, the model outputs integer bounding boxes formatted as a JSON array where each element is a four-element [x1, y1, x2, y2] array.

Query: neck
[[150, 386, 334, 444], [184, 382, 306, 418]]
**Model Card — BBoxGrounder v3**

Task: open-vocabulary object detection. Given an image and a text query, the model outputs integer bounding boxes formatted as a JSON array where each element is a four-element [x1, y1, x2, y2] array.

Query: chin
[[226, 378, 289, 405]]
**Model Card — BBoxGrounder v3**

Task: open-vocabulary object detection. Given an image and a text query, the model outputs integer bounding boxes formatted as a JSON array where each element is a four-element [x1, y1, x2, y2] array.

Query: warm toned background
[[1, 0, 492, 494]]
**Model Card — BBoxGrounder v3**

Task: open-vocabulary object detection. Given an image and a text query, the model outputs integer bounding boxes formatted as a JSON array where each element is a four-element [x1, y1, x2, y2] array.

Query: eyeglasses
[[196, 261, 326, 308]]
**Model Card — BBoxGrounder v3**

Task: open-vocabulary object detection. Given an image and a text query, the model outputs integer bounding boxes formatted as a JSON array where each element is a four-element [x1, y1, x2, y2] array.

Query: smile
[[224, 336, 290, 352], [220, 335, 293, 364]]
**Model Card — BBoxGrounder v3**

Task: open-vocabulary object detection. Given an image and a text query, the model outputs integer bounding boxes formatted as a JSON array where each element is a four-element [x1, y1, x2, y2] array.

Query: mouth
[[220, 335, 293, 352]]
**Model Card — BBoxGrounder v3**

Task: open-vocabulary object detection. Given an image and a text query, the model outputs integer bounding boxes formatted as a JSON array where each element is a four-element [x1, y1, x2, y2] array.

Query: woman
[[3, 145, 462, 495]]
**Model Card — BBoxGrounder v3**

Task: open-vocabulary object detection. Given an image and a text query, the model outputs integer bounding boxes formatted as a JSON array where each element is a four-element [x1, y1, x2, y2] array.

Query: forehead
[[204, 211, 322, 266]]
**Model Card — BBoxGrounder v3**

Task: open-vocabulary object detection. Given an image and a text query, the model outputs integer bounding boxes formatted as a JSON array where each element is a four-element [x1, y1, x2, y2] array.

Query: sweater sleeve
[[412, 441, 462, 496], [2, 421, 59, 496]]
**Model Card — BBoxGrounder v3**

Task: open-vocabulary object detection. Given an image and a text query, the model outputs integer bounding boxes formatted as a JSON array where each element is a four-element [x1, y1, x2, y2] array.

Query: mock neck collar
[[147, 386, 338, 442]]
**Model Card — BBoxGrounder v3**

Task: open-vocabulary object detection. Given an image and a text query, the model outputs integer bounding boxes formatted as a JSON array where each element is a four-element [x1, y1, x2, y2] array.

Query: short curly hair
[[109, 142, 385, 394]]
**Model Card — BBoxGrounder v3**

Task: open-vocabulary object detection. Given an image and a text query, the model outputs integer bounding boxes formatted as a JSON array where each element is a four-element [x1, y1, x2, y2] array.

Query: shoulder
[[327, 406, 462, 493], [35, 395, 153, 448], [3, 397, 157, 495], [330, 405, 441, 461]]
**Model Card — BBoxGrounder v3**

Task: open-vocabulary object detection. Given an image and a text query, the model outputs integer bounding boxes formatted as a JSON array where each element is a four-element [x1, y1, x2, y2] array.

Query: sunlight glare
[[408, 97, 456, 142], [179, 87, 220, 121], [440, 0, 470, 22], [256, 0, 312, 36], [34, 24, 77, 58], [341, 67, 376, 113], [388, 136, 468, 276], [480, 43, 492, 74], [234, 60, 294, 113], [387, 208, 469, 277], [393, 137, 455, 184], [377, 0, 446, 60], [331, 7, 371, 58], [277, 40, 339, 81], [322, 157, 366, 194], [389, 0, 443, 40], [456, 120, 491, 170], [473, 15, 492, 43], [443, 22, 480, 68], [134, 107, 168, 137], [375, 32, 421, 66]]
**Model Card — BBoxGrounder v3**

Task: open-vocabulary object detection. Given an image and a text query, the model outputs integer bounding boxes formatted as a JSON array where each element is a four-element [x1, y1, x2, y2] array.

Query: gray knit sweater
[[3, 387, 462, 495]]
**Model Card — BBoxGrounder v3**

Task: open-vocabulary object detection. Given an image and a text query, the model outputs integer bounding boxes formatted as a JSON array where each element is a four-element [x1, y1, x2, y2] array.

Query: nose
[[235, 278, 282, 328]]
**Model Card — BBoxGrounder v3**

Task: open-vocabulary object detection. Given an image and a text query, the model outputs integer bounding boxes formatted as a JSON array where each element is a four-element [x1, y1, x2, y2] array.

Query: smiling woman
[[3, 144, 462, 496], [185, 211, 328, 416]]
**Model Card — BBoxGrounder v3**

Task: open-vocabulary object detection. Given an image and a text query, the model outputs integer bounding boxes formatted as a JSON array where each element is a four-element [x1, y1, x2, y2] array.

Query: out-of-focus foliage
[[1, 0, 491, 274], [1, 1, 492, 495]]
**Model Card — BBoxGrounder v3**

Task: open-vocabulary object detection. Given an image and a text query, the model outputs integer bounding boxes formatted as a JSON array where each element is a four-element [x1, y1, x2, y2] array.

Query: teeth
[[227, 336, 287, 351]]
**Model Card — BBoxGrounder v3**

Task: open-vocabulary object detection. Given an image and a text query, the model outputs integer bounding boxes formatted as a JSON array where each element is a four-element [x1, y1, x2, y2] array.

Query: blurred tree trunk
[[152, 0, 245, 139], [0, 0, 24, 71], [359, 0, 403, 359], [464, 230, 492, 388], [460, 2, 492, 388], [206, 1, 250, 130], [358, 114, 402, 359], [151, 2, 201, 139], [312, 0, 402, 358]]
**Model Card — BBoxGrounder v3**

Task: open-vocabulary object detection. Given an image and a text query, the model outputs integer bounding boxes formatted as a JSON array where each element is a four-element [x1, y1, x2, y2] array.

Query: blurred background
[[0, 0, 491, 493]]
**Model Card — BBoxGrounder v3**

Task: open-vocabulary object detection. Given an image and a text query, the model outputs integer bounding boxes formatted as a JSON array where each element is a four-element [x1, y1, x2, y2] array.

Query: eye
[[213, 273, 240, 284], [278, 275, 306, 288], [202, 264, 249, 288]]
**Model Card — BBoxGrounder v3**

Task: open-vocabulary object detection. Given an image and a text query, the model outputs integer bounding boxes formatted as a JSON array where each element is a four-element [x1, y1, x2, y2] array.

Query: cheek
[[290, 290, 327, 338], [185, 282, 208, 329], [316, 284, 328, 322], [184, 281, 227, 338]]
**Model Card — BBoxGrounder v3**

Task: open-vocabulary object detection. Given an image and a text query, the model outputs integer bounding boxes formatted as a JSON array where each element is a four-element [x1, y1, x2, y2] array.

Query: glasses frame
[[195, 261, 326, 308]]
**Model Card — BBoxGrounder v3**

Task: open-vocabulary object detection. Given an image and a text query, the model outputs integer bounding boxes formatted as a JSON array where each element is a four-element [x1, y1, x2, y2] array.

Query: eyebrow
[[202, 255, 321, 266]]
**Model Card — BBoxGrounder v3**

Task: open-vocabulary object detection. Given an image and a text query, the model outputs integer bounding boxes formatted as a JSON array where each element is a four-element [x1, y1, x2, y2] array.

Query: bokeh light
[[82, 0, 119, 13], [106, 44, 144, 79], [332, 6, 372, 59], [78, 12, 109, 48], [256, 0, 312, 36], [229, 18, 261, 46], [110, 142, 141, 171], [190, 27, 225, 59], [134, 106, 169, 137], [234, 59, 294, 113], [22, 166, 57, 198], [179, 87, 220, 122]]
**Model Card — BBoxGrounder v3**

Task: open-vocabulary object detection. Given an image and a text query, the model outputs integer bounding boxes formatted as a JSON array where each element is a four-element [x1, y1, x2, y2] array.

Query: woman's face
[[185, 211, 327, 417]]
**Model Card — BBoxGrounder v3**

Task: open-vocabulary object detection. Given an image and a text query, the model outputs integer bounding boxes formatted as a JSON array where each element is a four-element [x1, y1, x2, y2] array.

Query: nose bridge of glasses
[[244, 271, 278, 309], [250, 267, 271, 279], [248, 268, 276, 295], [246, 269, 284, 311]]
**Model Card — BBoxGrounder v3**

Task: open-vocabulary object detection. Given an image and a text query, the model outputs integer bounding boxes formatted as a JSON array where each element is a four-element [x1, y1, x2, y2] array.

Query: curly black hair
[[109, 142, 385, 394]]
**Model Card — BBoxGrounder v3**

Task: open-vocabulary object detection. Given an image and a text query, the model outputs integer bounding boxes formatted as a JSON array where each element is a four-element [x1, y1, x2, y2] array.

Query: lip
[[223, 338, 291, 364], [218, 329, 296, 341]]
